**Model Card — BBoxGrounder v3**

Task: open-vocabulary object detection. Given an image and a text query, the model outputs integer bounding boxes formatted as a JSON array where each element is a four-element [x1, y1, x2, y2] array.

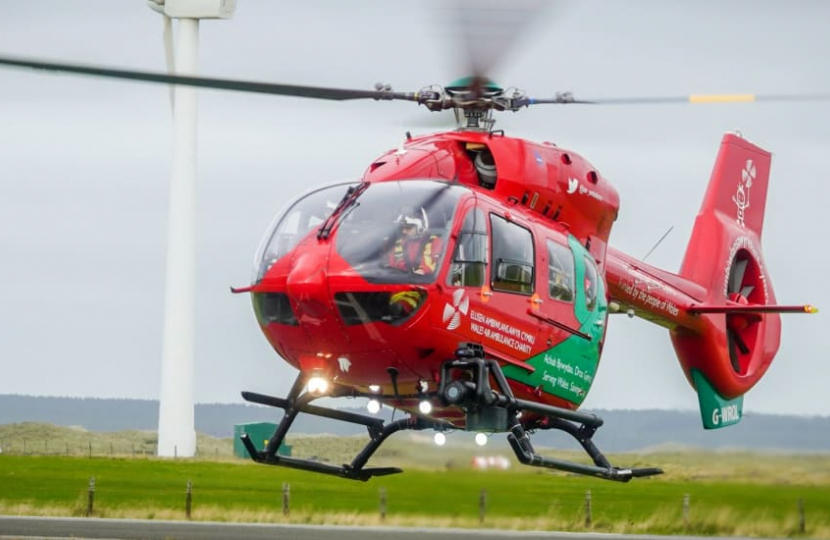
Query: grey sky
[[0, 1, 827, 416]]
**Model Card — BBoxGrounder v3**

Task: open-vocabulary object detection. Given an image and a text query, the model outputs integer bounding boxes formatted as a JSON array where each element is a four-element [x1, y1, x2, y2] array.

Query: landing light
[[419, 400, 433, 415], [367, 399, 381, 414], [307, 376, 329, 395], [475, 433, 488, 446], [368, 384, 381, 393], [433, 432, 446, 446]]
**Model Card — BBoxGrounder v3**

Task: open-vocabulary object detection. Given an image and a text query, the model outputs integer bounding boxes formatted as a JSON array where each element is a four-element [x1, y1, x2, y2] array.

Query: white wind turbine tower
[[147, 0, 238, 458]]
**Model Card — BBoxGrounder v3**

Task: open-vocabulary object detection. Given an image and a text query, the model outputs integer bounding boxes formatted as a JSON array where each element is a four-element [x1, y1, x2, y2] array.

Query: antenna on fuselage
[[386, 367, 401, 398], [642, 225, 674, 263]]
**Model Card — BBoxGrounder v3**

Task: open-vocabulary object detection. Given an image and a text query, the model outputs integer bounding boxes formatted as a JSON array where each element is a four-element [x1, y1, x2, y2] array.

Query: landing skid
[[241, 343, 662, 482], [240, 377, 452, 481]]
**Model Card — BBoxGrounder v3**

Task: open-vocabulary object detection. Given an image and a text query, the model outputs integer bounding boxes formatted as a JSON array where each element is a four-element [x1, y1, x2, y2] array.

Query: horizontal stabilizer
[[689, 304, 818, 315]]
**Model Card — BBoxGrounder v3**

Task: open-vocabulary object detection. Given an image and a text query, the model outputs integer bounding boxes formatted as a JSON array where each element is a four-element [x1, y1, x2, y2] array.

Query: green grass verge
[[1, 453, 829, 537], [1, 423, 829, 536]]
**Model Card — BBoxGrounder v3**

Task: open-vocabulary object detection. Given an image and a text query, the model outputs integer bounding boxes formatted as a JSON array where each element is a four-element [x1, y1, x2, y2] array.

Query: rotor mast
[[148, 0, 237, 459]]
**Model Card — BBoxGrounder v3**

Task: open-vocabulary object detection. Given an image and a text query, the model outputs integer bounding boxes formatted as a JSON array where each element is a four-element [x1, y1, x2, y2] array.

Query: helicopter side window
[[583, 256, 599, 311], [490, 214, 534, 295], [447, 208, 488, 287], [547, 239, 575, 302]]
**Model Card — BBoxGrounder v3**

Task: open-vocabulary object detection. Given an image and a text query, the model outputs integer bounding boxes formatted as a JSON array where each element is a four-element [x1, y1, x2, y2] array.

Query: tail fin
[[671, 133, 779, 426]]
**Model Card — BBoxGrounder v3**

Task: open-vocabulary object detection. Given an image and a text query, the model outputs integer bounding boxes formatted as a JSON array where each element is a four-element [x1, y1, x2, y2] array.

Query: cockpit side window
[[447, 208, 488, 287], [490, 214, 534, 295], [546, 239, 575, 302]]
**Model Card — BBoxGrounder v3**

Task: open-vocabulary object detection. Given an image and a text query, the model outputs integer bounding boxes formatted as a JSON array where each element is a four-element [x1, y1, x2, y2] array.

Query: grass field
[[1, 423, 829, 537]]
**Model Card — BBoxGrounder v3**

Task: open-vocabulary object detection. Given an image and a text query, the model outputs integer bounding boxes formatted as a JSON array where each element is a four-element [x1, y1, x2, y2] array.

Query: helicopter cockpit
[[334, 181, 466, 284], [254, 180, 468, 286]]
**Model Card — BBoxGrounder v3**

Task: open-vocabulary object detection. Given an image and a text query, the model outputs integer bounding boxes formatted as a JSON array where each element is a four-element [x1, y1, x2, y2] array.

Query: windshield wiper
[[317, 182, 368, 240]]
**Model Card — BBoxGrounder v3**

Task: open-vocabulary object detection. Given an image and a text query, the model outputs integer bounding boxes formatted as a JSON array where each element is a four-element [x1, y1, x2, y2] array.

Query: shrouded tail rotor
[[725, 251, 762, 373]]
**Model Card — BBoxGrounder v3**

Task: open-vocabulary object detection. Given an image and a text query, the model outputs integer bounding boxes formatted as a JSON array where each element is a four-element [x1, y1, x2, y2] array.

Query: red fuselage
[[247, 131, 783, 420]]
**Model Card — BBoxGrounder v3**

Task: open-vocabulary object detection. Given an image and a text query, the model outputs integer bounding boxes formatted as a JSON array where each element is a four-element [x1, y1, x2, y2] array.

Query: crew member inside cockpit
[[387, 206, 443, 275]]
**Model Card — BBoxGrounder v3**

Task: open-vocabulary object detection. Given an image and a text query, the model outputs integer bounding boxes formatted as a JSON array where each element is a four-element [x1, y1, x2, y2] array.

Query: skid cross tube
[[438, 343, 663, 482], [506, 418, 661, 481], [240, 381, 451, 481]]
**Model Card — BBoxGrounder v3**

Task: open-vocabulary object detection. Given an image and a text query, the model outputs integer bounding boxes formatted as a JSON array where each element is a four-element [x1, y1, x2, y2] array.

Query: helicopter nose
[[286, 251, 331, 321]]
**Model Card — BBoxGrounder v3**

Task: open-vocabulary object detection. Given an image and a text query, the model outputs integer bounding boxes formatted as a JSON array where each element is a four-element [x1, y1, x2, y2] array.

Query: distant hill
[[588, 409, 830, 453], [1, 394, 828, 452]]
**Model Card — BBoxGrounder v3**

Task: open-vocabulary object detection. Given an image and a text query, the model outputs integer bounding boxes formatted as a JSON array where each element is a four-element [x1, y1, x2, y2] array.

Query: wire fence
[[68, 478, 811, 534], [0, 437, 235, 458]]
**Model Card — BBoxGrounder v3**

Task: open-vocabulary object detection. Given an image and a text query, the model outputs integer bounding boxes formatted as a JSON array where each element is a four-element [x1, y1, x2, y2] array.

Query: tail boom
[[606, 249, 706, 331]]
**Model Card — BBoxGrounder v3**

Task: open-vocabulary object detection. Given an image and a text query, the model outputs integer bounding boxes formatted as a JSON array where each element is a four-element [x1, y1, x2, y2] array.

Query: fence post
[[479, 489, 487, 524], [379, 487, 387, 522], [282, 482, 290, 516], [798, 498, 805, 534], [186, 480, 193, 519], [584, 489, 592, 528], [86, 477, 95, 517], [683, 493, 690, 527], [88, 442, 92, 458]]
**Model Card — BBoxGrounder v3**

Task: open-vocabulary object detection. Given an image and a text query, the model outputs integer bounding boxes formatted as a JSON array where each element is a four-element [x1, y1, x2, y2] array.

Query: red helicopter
[[0, 45, 821, 483], [228, 93, 819, 482]]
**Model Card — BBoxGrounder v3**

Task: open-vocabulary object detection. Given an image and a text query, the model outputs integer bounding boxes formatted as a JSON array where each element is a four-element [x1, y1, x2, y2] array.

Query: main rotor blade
[[453, 0, 549, 78], [0, 55, 416, 102], [529, 92, 830, 106], [450, 0, 550, 98]]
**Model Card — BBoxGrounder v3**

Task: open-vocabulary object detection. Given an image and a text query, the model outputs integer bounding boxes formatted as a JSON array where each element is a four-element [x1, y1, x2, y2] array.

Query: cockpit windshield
[[254, 181, 357, 282], [335, 180, 468, 284]]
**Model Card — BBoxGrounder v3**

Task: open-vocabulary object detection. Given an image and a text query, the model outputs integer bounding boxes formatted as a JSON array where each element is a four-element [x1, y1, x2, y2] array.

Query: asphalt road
[[1, 516, 588, 540], [0, 516, 757, 540], [0, 516, 745, 540]]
